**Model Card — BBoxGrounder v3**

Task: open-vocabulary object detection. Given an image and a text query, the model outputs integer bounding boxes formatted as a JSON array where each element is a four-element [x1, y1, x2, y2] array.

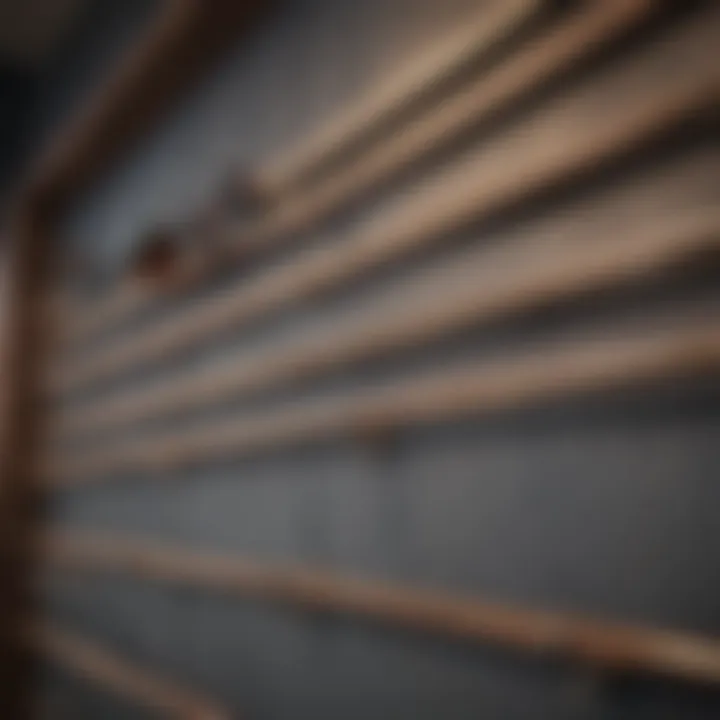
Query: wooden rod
[[60, 0, 652, 350], [45, 532, 720, 686], [48, 322, 720, 486], [254, 0, 542, 196], [57, 210, 720, 439], [223, 0, 655, 262], [50, 6, 719, 397], [24, 0, 267, 217], [0, 206, 61, 715], [26, 621, 231, 719]]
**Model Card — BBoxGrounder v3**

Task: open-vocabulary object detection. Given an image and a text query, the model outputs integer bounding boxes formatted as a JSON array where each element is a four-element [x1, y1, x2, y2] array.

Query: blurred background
[[0, 1, 718, 718], [0, 0, 158, 195]]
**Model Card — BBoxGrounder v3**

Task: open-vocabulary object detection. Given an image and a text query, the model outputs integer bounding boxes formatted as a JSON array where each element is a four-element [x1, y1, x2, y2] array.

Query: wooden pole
[[59, 0, 653, 350], [225, 0, 656, 261], [57, 210, 719, 439], [0, 4, 270, 715], [254, 0, 541, 196], [27, 621, 232, 719], [48, 321, 720, 485], [45, 532, 720, 686], [50, 31, 719, 396], [25, 0, 267, 213], [0, 207, 57, 718]]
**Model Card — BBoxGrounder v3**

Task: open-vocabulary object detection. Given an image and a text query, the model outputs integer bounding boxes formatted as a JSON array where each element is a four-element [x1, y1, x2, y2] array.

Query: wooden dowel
[[45, 532, 720, 686], [59, 0, 652, 352], [26, 620, 231, 719], [57, 210, 720, 439], [27, 1, 265, 202], [50, 6, 719, 397], [226, 0, 655, 260], [255, 0, 542, 196], [48, 322, 720, 486], [0, 210, 57, 716]]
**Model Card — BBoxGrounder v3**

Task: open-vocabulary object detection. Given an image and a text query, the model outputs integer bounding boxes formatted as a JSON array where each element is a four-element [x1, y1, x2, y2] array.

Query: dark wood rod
[[26, 620, 232, 719], [23, 0, 267, 215]]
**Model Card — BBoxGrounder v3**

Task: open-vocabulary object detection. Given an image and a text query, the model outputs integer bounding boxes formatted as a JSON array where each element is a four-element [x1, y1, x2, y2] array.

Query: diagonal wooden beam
[[51, 0, 719, 395], [45, 531, 720, 687], [58, 0, 654, 347], [27, 620, 232, 719], [23, 0, 268, 215]]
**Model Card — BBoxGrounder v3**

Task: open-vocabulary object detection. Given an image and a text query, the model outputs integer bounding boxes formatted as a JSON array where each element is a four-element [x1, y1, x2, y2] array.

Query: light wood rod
[[51, 5, 718, 396], [48, 322, 720, 486], [57, 210, 720, 440], [255, 0, 542, 196], [225, 0, 654, 263], [60, 0, 652, 350], [46, 532, 720, 686]]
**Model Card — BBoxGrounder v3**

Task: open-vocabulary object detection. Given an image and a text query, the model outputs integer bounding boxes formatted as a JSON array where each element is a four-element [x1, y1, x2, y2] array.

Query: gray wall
[[41, 1, 720, 718]]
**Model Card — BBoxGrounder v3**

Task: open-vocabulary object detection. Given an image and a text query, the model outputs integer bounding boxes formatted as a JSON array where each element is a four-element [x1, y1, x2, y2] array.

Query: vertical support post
[[0, 203, 55, 718]]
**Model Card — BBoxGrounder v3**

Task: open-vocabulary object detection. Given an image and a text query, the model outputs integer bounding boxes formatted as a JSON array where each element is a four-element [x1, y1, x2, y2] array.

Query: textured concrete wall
[[41, 1, 720, 717]]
